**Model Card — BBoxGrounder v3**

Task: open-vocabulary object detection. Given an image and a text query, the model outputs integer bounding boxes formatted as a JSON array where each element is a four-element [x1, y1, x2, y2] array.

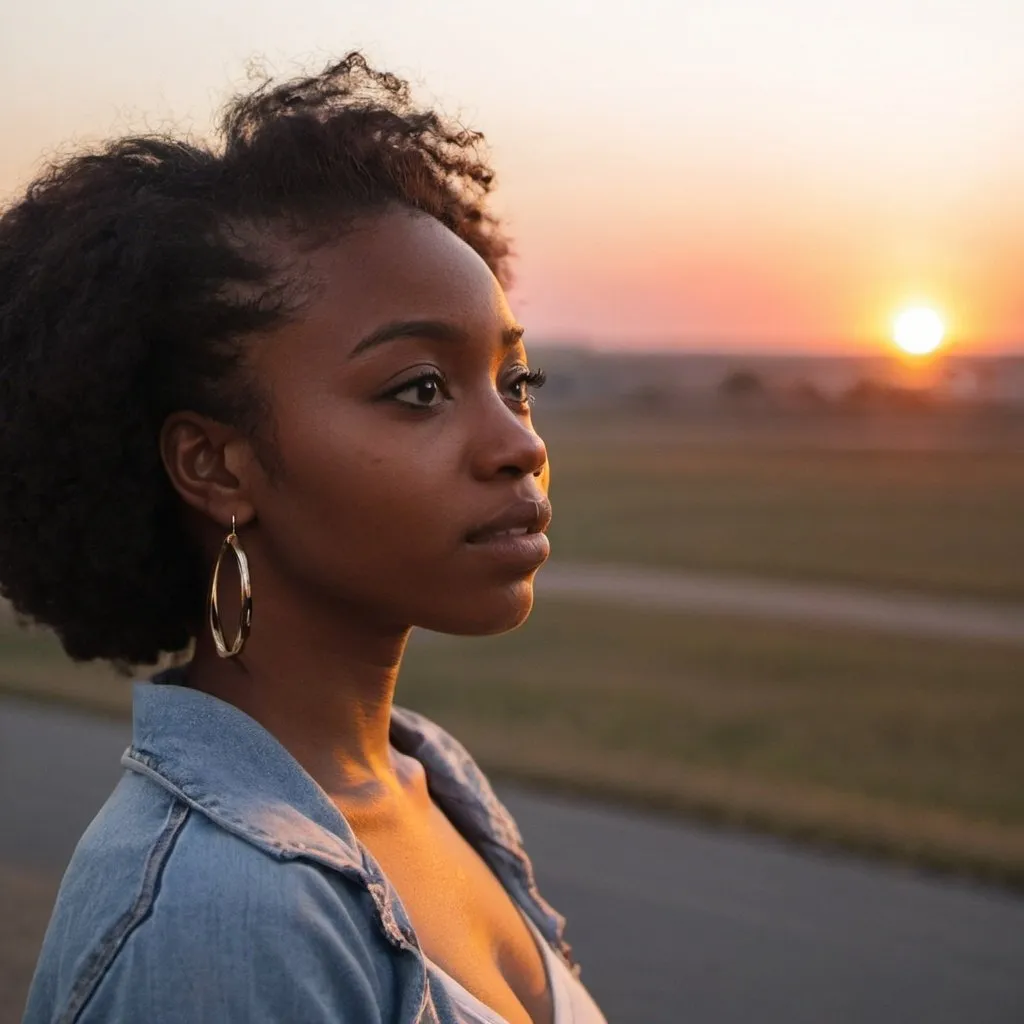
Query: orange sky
[[2, 1, 1022, 354]]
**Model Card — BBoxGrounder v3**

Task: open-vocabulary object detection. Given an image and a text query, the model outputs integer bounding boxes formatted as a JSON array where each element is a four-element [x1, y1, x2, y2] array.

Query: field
[[2, 407, 1023, 884], [537, 409, 1024, 603]]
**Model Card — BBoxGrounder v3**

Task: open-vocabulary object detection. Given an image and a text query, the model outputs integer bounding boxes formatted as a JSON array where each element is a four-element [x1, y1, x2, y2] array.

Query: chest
[[350, 800, 553, 1024]]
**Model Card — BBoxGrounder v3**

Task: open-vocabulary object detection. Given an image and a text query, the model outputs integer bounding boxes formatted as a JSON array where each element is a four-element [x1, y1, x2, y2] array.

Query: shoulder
[[25, 774, 395, 1024]]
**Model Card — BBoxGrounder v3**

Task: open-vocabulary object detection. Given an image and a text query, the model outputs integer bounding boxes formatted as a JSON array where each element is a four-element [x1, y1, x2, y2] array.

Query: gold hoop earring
[[208, 513, 252, 659]]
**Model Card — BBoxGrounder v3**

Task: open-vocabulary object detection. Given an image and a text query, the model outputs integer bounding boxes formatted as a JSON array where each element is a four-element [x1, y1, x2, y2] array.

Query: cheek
[[269, 410, 459, 567], [251, 401, 542, 634]]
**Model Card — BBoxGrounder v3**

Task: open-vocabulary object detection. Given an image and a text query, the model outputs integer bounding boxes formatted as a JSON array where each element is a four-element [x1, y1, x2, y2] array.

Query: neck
[[184, 587, 413, 805]]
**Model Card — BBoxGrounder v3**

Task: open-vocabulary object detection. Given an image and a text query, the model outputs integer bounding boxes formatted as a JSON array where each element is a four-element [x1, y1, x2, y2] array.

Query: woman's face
[[243, 207, 551, 636]]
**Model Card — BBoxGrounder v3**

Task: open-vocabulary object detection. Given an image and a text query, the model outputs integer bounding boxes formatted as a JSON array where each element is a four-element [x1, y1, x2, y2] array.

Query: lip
[[464, 496, 553, 570], [465, 497, 553, 544]]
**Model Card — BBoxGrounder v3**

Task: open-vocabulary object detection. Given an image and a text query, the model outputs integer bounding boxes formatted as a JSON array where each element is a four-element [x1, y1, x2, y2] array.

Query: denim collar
[[123, 665, 574, 967], [126, 669, 368, 875]]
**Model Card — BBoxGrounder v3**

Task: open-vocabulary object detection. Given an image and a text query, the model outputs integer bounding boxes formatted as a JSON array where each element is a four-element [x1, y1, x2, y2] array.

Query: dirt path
[[537, 562, 1024, 645]]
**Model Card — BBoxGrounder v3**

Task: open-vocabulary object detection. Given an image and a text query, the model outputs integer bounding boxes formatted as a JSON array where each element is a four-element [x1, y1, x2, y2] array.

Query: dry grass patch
[[0, 624, 133, 718], [537, 418, 1024, 602]]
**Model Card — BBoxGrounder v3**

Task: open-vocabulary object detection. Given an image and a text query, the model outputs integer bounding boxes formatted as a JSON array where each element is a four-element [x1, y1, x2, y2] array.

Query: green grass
[[537, 414, 1024, 602]]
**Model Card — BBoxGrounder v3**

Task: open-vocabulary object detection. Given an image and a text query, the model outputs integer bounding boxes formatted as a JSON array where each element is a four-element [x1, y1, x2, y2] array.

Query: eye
[[505, 367, 547, 406], [388, 372, 449, 409]]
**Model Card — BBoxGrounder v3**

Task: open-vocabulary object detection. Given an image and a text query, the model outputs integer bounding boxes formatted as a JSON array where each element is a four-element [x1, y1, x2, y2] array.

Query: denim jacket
[[23, 665, 578, 1023]]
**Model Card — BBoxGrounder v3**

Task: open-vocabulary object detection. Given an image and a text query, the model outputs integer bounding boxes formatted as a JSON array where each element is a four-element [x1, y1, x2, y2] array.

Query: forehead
[[295, 207, 513, 351]]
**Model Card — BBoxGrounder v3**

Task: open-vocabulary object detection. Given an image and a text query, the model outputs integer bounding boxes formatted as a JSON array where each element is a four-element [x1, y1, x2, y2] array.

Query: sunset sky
[[2, 0, 1021, 353]]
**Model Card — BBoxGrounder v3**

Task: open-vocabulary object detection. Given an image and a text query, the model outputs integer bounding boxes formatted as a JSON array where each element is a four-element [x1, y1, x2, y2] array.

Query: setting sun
[[892, 306, 946, 356]]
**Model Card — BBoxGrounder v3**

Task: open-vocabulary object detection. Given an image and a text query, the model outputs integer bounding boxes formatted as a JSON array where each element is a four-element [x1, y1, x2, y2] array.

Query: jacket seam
[[56, 798, 190, 1024]]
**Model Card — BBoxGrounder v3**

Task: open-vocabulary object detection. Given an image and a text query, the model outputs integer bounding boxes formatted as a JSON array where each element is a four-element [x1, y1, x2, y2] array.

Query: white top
[[424, 909, 608, 1024]]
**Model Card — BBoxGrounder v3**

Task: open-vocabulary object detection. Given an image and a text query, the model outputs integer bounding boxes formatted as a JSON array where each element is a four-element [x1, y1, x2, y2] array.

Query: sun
[[892, 306, 946, 356]]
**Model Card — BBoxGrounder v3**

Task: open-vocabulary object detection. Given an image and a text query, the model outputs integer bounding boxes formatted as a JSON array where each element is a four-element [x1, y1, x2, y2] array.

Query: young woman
[[2, 52, 607, 1024]]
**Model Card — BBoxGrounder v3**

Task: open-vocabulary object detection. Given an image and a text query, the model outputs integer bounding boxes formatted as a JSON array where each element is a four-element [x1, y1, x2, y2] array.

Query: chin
[[418, 577, 536, 636]]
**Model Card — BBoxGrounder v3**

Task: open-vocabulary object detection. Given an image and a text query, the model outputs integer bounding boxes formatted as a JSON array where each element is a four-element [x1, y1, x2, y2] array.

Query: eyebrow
[[349, 319, 525, 358]]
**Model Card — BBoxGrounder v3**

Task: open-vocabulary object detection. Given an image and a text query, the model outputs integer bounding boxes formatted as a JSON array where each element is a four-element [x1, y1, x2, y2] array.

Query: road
[[2, 697, 1023, 1023], [537, 562, 1024, 645]]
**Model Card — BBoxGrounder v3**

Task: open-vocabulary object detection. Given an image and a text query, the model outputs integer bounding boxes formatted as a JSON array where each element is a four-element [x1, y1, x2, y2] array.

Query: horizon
[[2, 1, 1022, 355], [525, 338, 1024, 359]]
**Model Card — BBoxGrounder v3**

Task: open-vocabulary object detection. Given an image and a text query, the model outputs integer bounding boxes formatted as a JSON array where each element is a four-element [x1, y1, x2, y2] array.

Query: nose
[[469, 394, 548, 482]]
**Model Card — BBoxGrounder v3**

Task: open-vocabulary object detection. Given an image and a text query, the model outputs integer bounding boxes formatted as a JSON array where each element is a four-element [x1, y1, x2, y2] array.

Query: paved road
[[538, 562, 1024, 645], [2, 697, 1023, 1023]]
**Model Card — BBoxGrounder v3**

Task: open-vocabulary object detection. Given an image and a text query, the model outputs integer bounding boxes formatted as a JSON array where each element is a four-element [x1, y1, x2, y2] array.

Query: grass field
[[537, 411, 1024, 603]]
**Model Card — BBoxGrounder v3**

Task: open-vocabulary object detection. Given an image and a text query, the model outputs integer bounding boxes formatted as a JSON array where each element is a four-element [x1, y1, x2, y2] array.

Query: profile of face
[[200, 207, 551, 638]]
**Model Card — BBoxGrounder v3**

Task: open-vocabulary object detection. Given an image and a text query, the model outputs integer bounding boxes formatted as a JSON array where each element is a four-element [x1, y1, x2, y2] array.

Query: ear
[[158, 411, 258, 531]]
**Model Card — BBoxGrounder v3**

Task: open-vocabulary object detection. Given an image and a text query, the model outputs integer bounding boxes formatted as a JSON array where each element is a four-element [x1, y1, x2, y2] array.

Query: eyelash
[[509, 368, 547, 406], [386, 368, 547, 410]]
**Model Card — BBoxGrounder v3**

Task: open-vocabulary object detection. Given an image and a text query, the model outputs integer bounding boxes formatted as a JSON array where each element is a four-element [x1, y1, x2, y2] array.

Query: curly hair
[[0, 52, 512, 674]]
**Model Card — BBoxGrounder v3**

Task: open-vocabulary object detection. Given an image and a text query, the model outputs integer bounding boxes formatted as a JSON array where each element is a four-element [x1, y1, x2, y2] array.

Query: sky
[[1, 0, 1022, 354]]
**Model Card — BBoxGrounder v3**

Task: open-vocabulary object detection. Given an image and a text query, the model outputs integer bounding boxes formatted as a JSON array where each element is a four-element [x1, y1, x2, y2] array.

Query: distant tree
[[841, 378, 935, 412], [718, 369, 765, 399]]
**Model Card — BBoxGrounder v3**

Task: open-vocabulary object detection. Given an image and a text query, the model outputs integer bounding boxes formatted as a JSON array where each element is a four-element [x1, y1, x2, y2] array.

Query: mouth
[[465, 497, 553, 544], [464, 497, 552, 570], [480, 526, 530, 539]]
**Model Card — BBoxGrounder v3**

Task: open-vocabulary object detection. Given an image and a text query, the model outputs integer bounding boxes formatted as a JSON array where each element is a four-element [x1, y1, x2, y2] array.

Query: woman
[[2, 52, 607, 1024]]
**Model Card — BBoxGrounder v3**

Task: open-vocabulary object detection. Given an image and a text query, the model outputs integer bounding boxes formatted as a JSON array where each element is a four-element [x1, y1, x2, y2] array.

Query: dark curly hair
[[0, 52, 512, 674]]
